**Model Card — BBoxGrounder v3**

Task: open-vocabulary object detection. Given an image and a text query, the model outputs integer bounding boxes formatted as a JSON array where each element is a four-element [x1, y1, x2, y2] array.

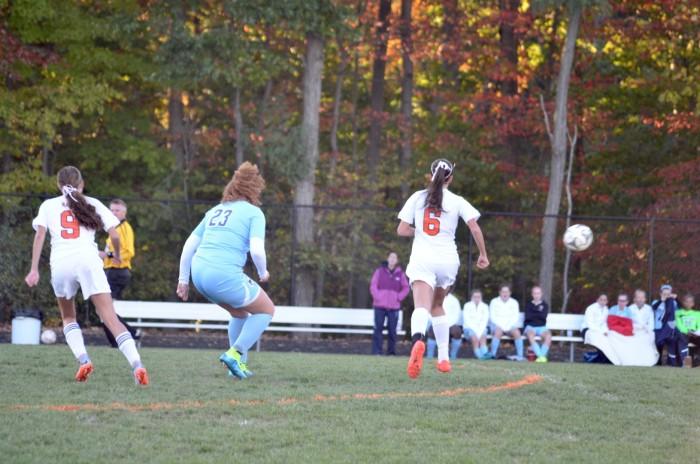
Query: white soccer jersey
[[32, 196, 120, 264], [398, 188, 480, 262]]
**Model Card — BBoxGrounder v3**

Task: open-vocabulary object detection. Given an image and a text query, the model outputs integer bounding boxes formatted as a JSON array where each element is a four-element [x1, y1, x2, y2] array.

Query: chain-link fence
[[2, 192, 699, 325]]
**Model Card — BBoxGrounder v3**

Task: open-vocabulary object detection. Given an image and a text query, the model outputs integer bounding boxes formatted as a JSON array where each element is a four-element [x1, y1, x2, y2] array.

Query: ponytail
[[425, 159, 453, 211], [57, 166, 104, 231]]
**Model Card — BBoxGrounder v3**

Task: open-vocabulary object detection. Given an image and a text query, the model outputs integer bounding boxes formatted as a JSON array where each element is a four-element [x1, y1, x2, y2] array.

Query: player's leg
[[91, 292, 149, 385], [478, 333, 491, 359], [525, 327, 541, 358], [449, 325, 462, 360], [426, 326, 437, 359], [491, 326, 504, 357], [511, 328, 525, 360], [407, 280, 433, 378], [539, 329, 552, 360], [431, 287, 452, 372], [57, 297, 93, 381]]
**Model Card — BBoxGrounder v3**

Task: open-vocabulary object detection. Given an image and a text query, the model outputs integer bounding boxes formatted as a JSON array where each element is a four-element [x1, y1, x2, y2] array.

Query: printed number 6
[[423, 208, 441, 236], [60, 210, 80, 239]]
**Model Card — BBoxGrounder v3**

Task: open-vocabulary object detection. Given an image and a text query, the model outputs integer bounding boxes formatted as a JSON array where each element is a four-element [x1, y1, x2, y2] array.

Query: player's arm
[[249, 211, 269, 282], [25, 226, 47, 287], [107, 227, 122, 264], [177, 233, 202, 301], [397, 221, 415, 237], [466, 219, 489, 269]]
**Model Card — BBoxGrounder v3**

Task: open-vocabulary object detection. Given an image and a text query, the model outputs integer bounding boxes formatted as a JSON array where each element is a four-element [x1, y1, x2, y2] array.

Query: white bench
[[491, 313, 584, 362], [114, 301, 405, 350]]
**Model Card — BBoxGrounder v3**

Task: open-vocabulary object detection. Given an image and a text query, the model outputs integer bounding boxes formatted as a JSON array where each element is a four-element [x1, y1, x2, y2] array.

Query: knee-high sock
[[116, 331, 142, 369], [479, 345, 488, 358], [411, 307, 431, 338], [491, 338, 501, 356], [450, 338, 461, 360], [228, 316, 249, 362], [232, 314, 272, 357], [531, 341, 542, 357], [426, 338, 437, 358], [515, 338, 524, 358], [473, 343, 482, 358], [63, 322, 89, 364], [432, 315, 450, 362], [540, 344, 550, 357]]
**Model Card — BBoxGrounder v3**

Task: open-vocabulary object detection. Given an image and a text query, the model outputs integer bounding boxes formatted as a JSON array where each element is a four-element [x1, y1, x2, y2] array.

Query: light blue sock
[[491, 338, 501, 356], [450, 339, 461, 360], [473, 345, 482, 358], [515, 338, 524, 358], [531, 342, 542, 357], [426, 338, 437, 359], [233, 313, 272, 359], [228, 316, 248, 362], [541, 344, 550, 358], [480, 346, 489, 358]]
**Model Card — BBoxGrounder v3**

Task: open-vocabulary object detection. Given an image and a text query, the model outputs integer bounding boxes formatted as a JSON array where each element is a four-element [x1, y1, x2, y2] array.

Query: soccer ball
[[563, 224, 594, 251], [41, 329, 57, 345]]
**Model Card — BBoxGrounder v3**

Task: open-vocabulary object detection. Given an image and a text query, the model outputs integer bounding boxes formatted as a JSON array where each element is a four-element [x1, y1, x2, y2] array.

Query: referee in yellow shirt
[[99, 198, 139, 346]]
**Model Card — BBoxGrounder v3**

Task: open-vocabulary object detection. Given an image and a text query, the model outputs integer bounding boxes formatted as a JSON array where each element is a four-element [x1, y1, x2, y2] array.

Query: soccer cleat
[[75, 362, 94, 382], [535, 356, 548, 363], [220, 349, 247, 379], [228, 363, 254, 379], [436, 360, 452, 373], [133, 367, 149, 385], [480, 352, 495, 360], [407, 340, 426, 379]]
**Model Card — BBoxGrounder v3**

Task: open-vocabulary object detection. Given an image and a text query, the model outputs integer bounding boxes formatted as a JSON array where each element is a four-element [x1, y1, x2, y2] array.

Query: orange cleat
[[75, 362, 94, 382], [437, 360, 452, 373], [407, 340, 426, 379], [134, 367, 149, 386]]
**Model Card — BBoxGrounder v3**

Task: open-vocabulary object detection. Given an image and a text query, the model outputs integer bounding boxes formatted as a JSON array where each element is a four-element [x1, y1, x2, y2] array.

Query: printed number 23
[[60, 210, 80, 239], [423, 208, 441, 236], [209, 209, 232, 226]]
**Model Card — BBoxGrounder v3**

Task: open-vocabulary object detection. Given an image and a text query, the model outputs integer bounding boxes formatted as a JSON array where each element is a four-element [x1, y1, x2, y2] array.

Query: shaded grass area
[[0, 345, 698, 463]]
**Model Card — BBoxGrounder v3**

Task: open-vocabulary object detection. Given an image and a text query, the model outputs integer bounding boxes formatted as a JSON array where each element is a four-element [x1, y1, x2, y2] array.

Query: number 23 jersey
[[32, 196, 120, 265], [398, 189, 480, 263]]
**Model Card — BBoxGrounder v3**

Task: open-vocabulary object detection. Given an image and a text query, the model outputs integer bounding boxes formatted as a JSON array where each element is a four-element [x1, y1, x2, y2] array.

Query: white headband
[[61, 185, 78, 201], [431, 161, 452, 181]]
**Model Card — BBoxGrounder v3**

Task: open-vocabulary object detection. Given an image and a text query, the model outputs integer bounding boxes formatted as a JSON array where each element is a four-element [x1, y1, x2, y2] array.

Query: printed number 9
[[423, 208, 441, 236], [60, 210, 80, 239]]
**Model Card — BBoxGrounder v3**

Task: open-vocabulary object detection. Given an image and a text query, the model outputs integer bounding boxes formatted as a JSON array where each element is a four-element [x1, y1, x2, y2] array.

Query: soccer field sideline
[[1, 345, 697, 463]]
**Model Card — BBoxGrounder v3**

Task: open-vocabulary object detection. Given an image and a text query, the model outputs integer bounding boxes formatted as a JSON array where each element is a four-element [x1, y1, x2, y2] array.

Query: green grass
[[0, 345, 698, 464]]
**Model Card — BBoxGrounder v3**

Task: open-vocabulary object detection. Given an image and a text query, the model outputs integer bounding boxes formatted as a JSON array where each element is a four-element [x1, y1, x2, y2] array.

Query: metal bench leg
[[569, 342, 574, 362], [256, 339, 261, 352]]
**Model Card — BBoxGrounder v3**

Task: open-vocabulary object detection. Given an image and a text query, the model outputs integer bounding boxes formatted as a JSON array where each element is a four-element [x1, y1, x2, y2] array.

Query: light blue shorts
[[524, 325, 549, 336], [463, 328, 486, 339], [192, 264, 261, 309]]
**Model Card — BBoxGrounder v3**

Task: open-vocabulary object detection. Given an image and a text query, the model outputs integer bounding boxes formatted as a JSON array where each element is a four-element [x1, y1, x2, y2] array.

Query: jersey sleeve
[[250, 208, 266, 240], [192, 216, 207, 237], [31, 201, 49, 231], [398, 192, 419, 224], [459, 198, 481, 223], [92, 199, 120, 231]]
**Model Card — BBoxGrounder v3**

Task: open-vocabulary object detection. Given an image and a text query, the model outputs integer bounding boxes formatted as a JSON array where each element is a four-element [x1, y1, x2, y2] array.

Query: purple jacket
[[370, 264, 410, 310]]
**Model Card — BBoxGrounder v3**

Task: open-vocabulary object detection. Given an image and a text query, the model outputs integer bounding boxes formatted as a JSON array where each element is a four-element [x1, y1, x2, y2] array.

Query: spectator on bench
[[676, 294, 699, 368], [629, 289, 655, 344], [427, 291, 463, 360], [489, 285, 524, 361], [582, 294, 610, 363], [462, 289, 491, 359], [370, 251, 410, 355], [651, 284, 679, 366], [524, 286, 551, 363]]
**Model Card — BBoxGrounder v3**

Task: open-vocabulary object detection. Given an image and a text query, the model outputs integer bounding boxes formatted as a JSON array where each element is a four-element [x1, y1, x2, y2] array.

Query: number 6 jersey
[[398, 189, 480, 263], [32, 196, 120, 265]]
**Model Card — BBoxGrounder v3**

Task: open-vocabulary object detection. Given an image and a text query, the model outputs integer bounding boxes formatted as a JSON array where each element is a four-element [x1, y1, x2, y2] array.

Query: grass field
[[0, 345, 698, 463]]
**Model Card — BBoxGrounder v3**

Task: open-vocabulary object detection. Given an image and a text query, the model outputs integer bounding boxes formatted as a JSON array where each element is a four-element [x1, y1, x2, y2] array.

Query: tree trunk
[[329, 47, 348, 180], [399, 0, 413, 198], [293, 33, 324, 306], [366, 0, 391, 182], [538, 4, 582, 305], [168, 88, 186, 170], [233, 87, 244, 167]]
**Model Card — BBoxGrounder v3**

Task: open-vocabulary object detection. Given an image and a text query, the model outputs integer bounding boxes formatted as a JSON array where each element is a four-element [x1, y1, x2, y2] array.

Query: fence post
[[290, 206, 297, 306], [647, 217, 655, 297]]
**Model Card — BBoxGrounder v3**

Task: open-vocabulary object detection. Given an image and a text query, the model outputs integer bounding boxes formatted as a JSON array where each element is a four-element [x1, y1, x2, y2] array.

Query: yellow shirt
[[104, 220, 135, 269]]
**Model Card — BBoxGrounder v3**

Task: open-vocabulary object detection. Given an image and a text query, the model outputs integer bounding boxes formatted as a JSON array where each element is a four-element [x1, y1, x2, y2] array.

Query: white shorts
[[50, 254, 111, 300], [405, 258, 459, 290]]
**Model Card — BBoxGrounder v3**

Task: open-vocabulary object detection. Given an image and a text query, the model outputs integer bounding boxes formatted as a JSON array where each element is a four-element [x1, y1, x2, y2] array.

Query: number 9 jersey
[[398, 189, 480, 289]]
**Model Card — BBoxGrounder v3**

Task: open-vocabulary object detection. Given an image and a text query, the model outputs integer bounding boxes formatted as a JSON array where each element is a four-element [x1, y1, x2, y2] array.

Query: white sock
[[411, 307, 431, 338], [116, 332, 142, 369], [63, 322, 89, 364], [432, 315, 450, 362]]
